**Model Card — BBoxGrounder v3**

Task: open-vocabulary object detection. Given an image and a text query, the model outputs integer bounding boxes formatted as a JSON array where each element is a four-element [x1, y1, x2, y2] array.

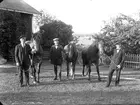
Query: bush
[[0, 10, 28, 60]]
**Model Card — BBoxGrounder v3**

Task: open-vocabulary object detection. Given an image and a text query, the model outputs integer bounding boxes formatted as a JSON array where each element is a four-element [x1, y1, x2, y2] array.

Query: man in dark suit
[[50, 38, 64, 80], [15, 35, 32, 87], [106, 44, 125, 87]]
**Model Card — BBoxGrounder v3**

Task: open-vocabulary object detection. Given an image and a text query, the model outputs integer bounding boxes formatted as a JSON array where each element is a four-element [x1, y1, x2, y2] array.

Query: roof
[[0, 0, 40, 14]]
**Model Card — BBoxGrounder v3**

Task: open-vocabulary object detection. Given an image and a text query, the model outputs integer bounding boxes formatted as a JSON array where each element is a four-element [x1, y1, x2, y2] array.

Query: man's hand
[[16, 63, 19, 66], [117, 65, 121, 69], [32, 49, 36, 54]]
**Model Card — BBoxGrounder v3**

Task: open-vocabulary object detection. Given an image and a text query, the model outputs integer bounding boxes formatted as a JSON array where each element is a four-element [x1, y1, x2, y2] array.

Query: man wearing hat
[[15, 35, 32, 87], [50, 38, 64, 80], [106, 44, 125, 87]]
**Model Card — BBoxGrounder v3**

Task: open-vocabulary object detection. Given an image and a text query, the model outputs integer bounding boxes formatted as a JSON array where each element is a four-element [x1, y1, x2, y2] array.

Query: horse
[[26, 31, 44, 84], [64, 42, 78, 79], [81, 41, 101, 81]]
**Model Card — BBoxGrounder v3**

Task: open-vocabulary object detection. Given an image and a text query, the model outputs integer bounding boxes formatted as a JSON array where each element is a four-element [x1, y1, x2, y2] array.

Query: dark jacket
[[15, 43, 32, 70], [50, 45, 64, 65], [110, 49, 125, 69]]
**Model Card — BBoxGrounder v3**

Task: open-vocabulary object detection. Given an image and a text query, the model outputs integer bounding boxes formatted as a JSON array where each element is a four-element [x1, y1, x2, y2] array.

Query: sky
[[24, 0, 140, 34]]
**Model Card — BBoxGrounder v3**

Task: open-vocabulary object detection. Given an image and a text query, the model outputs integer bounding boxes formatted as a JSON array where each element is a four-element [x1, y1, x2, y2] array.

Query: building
[[0, 0, 40, 39], [0, 0, 40, 61]]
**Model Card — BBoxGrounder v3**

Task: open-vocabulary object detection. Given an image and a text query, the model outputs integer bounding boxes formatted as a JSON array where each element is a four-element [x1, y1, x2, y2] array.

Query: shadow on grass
[[29, 73, 136, 87], [29, 76, 108, 87]]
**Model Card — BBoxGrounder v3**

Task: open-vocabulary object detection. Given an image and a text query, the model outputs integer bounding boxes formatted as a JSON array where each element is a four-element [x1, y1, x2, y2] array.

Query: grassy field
[[0, 61, 140, 105]]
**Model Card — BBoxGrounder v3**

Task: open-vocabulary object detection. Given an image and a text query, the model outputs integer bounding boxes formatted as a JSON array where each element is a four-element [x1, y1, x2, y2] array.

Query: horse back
[[82, 45, 99, 65], [87, 45, 99, 58]]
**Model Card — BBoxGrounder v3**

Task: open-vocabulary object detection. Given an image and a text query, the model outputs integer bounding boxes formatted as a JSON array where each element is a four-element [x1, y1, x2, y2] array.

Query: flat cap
[[19, 35, 26, 39], [53, 38, 59, 41]]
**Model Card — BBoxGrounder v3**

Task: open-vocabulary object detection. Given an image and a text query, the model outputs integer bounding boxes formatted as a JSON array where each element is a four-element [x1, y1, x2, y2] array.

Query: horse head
[[64, 42, 77, 59], [31, 31, 42, 52], [25, 40, 34, 49], [29, 31, 44, 55]]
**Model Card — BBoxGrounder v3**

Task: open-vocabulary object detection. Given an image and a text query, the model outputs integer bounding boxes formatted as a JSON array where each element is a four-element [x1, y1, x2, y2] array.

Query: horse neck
[[98, 42, 104, 54], [68, 43, 75, 58], [33, 39, 41, 51]]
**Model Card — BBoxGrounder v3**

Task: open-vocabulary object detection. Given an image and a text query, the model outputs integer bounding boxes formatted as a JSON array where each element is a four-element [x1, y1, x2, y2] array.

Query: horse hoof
[[85, 75, 88, 78], [33, 81, 37, 84], [106, 85, 109, 87], [30, 75, 34, 79], [15, 73, 18, 76], [98, 78, 101, 81], [54, 78, 58, 80], [115, 83, 119, 86]]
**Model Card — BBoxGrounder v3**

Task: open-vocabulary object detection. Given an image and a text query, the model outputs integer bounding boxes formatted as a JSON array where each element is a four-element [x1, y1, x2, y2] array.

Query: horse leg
[[37, 63, 41, 83], [85, 65, 89, 76], [32, 65, 37, 84], [88, 64, 91, 81], [66, 62, 69, 79], [95, 63, 101, 81], [70, 62, 73, 76], [30, 65, 34, 78], [72, 63, 76, 80], [82, 64, 85, 76]]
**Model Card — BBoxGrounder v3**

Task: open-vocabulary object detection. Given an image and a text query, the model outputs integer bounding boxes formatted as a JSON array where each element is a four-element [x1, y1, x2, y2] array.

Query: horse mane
[[68, 43, 77, 53], [32, 31, 41, 44], [25, 40, 34, 49], [31, 31, 42, 52], [64, 42, 77, 59]]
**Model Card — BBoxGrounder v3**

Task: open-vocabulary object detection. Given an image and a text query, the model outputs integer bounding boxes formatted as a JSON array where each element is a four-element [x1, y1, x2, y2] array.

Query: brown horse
[[64, 42, 78, 79], [81, 42, 101, 81], [26, 31, 44, 84]]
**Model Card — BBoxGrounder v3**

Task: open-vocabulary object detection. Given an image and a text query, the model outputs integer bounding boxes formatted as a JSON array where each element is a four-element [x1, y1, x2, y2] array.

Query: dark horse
[[64, 42, 78, 79], [81, 42, 101, 81], [26, 31, 43, 84]]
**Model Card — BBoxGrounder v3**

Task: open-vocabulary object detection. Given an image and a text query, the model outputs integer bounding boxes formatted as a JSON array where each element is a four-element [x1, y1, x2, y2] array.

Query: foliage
[[0, 11, 28, 60], [96, 14, 140, 54], [34, 10, 73, 48], [40, 20, 73, 47], [33, 10, 56, 27]]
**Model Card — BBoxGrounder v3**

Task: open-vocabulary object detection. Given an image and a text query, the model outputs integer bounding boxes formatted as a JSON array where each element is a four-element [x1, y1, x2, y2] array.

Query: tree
[[96, 13, 140, 54], [40, 20, 73, 48], [34, 10, 73, 48], [0, 11, 28, 60], [33, 10, 56, 27]]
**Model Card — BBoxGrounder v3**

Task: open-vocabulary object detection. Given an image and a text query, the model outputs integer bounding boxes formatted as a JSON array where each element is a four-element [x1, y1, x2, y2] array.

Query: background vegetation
[[0, 11, 27, 60], [94, 14, 140, 54], [1, 9, 140, 61], [34, 10, 73, 49]]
